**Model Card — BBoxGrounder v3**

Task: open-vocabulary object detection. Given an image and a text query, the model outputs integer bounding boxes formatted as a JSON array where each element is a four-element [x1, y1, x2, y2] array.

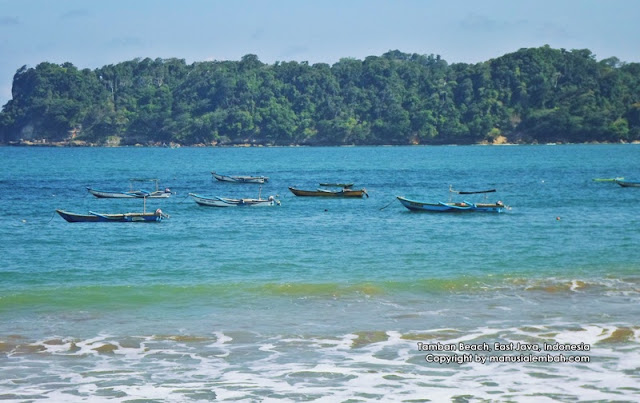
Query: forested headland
[[1, 45, 639, 146]]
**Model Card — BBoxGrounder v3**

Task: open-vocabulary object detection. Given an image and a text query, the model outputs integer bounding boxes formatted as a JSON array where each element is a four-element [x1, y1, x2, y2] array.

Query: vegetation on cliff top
[[1, 45, 639, 146]]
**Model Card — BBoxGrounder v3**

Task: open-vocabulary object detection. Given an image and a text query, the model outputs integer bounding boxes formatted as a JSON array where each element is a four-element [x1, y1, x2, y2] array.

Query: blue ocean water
[[1, 144, 639, 401]]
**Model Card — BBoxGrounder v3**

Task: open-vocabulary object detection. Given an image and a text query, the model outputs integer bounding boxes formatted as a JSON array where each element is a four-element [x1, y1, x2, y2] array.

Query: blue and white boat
[[211, 172, 269, 184], [397, 186, 509, 213], [87, 178, 172, 198], [189, 193, 280, 207], [56, 209, 168, 222], [396, 196, 508, 213]]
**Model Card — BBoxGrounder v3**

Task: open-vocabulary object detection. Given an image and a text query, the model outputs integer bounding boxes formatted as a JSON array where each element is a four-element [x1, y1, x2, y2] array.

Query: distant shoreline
[[2, 140, 639, 148]]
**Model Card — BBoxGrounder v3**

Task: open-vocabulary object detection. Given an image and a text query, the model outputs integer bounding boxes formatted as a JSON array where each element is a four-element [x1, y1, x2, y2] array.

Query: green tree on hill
[[1, 46, 639, 145]]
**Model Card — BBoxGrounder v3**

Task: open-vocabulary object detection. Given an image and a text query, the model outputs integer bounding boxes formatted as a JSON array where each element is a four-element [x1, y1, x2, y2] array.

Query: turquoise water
[[1, 144, 639, 401]]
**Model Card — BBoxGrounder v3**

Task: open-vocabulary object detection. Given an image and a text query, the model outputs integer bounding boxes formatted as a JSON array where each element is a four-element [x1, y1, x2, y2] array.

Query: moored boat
[[56, 209, 168, 222], [396, 196, 508, 213], [448, 185, 496, 195], [87, 188, 172, 198], [87, 178, 172, 198], [211, 172, 269, 184], [189, 193, 280, 207], [615, 179, 640, 187], [288, 187, 368, 198]]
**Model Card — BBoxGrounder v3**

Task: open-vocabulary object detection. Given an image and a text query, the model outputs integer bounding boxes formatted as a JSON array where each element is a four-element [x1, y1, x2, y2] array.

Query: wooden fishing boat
[[211, 172, 269, 184], [56, 210, 103, 222], [615, 179, 640, 187], [288, 187, 368, 198], [189, 193, 280, 207], [396, 196, 508, 213], [56, 209, 168, 222], [87, 178, 172, 198]]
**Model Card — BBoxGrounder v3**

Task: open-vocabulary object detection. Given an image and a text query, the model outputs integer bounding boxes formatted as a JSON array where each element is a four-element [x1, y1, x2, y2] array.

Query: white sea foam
[[5, 318, 640, 401], [4, 305, 640, 401]]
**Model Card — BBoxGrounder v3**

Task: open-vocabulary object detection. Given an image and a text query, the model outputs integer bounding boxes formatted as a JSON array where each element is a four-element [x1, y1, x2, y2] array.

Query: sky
[[1, 0, 639, 107]]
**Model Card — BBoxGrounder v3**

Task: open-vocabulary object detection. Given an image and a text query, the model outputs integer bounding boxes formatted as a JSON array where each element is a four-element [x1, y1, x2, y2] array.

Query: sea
[[1, 144, 639, 402]]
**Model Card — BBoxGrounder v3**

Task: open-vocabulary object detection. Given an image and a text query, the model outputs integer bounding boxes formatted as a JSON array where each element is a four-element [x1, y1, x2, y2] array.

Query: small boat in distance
[[448, 185, 496, 194], [87, 178, 172, 198], [189, 193, 280, 207], [288, 187, 368, 198], [212, 172, 269, 184], [592, 177, 624, 182], [397, 185, 509, 213], [397, 196, 508, 213], [56, 209, 168, 222], [59, 192, 169, 222], [615, 179, 640, 187]]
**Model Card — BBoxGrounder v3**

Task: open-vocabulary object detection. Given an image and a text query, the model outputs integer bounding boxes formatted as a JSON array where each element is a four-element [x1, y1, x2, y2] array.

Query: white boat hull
[[189, 193, 279, 207], [211, 172, 268, 184], [87, 188, 171, 198]]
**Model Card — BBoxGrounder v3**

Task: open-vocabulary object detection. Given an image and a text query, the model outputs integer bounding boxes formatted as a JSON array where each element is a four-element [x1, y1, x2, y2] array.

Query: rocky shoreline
[[4, 138, 639, 147]]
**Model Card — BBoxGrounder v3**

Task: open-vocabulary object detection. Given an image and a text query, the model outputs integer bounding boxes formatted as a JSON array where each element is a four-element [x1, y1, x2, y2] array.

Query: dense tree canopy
[[1, 46, 639, 146]]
